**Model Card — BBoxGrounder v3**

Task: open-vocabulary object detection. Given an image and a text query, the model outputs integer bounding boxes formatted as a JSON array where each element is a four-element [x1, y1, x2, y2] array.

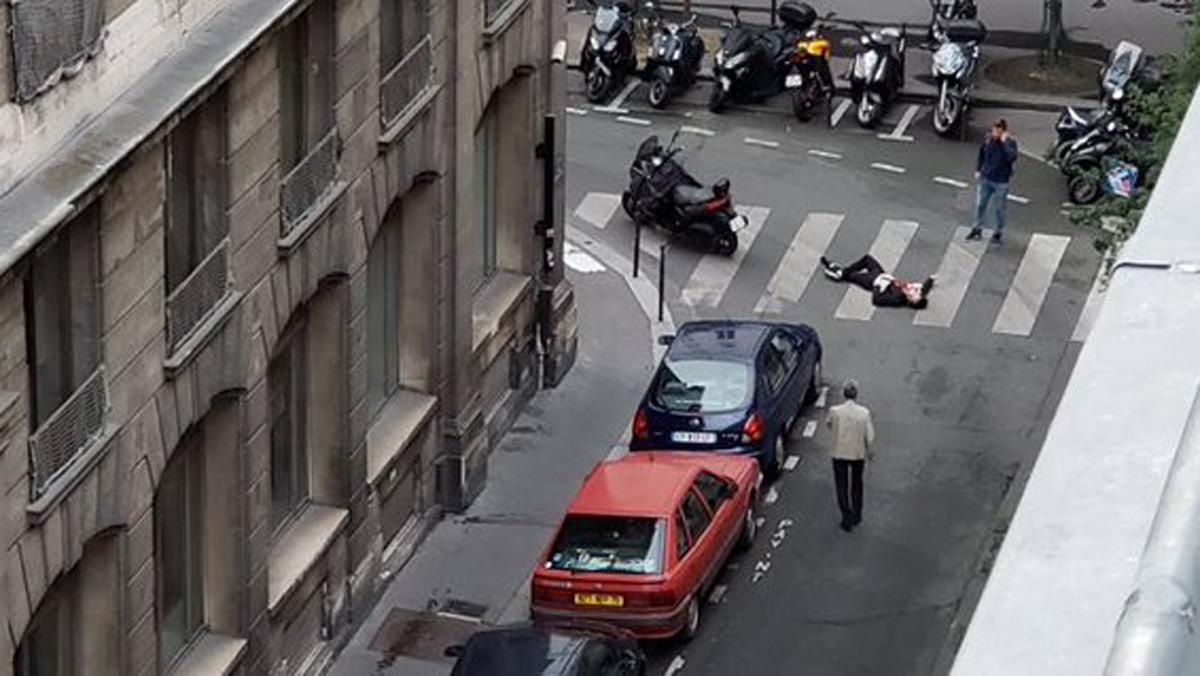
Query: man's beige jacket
[[826, 400, 876, 461]]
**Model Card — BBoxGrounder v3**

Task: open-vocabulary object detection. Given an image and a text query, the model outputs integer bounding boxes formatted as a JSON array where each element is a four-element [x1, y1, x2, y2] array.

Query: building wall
[[0, 0, 574, 674]]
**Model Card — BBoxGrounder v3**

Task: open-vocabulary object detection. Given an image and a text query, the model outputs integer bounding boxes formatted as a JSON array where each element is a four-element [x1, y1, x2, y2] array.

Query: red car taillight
[[703, 195, 731, 213], [632, 409, 649, 441], [741, 413, 764, 445], [531, 578, 572, 605]]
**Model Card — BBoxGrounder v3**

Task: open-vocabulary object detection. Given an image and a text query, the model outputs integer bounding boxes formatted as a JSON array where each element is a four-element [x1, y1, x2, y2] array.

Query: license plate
[[672, 431, 717, 444], [574, 593, 624, 607], [785, 73, 804, 88], [729, 215, 749, 232]]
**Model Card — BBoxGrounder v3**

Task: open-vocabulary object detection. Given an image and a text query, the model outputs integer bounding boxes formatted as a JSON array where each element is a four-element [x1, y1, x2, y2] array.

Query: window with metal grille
[[166, 89, 231, 354], [155, 430, 205, 670], [485, 0, 518, 25], [9, 0, 105, 102], [379, 0, 432, 127], [270, 319, 310, 530]]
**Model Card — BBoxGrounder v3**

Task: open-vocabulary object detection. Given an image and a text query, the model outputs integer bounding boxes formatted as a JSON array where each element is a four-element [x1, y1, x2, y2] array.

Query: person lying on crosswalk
[[821, 255, 935, 309]]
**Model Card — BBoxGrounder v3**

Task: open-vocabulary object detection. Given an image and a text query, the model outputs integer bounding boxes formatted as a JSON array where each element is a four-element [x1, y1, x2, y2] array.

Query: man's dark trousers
[[832, 459, 865, 526]]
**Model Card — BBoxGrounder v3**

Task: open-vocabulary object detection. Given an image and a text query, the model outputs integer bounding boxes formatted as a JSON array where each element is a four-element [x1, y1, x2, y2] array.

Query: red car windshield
[[547, 516, 665, 575]]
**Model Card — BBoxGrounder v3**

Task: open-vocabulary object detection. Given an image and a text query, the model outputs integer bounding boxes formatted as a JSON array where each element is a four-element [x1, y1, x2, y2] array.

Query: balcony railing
[[381, 36, 434, 129], [280, 129, 340, 238], [485, 0, 519, 24], [28, 368, 108, 497], [166, 237, 232, 354]]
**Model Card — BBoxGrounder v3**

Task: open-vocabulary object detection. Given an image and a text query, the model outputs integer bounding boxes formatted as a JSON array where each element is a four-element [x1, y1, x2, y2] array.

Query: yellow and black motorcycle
[[785, 16, 836, 122]]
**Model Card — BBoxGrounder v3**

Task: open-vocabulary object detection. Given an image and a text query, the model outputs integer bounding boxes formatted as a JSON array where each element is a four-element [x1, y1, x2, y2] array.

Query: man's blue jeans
[[974, 178, 1009, 233]]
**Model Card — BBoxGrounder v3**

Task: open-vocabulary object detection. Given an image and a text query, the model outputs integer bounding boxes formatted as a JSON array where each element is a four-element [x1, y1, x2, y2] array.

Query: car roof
[[667, 320, 778, 362], [569, 453, 705, 517], [454, 626, 586, 676]]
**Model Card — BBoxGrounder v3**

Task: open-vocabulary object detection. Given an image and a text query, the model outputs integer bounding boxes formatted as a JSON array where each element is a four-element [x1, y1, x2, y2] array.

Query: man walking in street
[[826, 379, 875, 532], [968, 118, 1019, 244]]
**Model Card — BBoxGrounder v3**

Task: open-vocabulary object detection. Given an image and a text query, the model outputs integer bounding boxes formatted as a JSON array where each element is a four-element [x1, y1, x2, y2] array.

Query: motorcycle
[[1060, 118, 1143, 204], [929, 18, 985, 136], [580, 1, 638, 103], [709, 0, 815, 113], [928, 0, 978, 43], [785, 12, 837, 122], [846, 21, 907, 128], [1053, 94, 1123, 165], [642, 4, 705, 108], [621, 131, 748, 256]]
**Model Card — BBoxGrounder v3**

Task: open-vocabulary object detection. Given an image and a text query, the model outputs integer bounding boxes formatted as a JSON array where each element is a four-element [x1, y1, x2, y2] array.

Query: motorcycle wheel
[[621, 191, 635, 219], [792, 88, 813, 122], [586, 70, 610, 103], [1067, 173, 1102, 205], [1053, 141, 1075, 169], [712, 231, 738, 256], [709, 83, 729, 114], [933, 83, 960, 136], [856, 95, 882, 128], [648, 79, 670, 108]]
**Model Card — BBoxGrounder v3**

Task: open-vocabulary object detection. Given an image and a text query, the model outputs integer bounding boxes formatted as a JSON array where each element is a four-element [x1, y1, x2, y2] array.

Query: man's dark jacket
[[977, 137, 1018, 183]]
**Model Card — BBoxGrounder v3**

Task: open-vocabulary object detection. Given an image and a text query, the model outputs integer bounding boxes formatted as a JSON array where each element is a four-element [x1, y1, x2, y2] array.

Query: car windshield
[[593, 6, 620, 33], [548, 516, 665, 575], [653, 358, 753, 413]]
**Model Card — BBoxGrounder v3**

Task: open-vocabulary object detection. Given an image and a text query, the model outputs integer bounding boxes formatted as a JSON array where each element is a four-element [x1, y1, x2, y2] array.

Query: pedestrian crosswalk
[[569, 192, 1096, 341]]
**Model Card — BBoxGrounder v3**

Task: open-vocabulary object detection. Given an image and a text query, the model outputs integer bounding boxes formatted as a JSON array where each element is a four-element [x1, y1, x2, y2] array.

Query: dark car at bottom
[[447, 621, 645, 676], [629, 320, 822, 477]]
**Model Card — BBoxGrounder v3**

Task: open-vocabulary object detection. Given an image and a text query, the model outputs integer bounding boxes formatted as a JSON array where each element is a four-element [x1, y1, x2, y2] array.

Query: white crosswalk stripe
[[574, 192, 621, 229], [835, 219, 919, 321], [914, 226, 989, 328], [993, 234, 1070, 336], [681, 206, 770, 307], [755, 213, 845, 314]]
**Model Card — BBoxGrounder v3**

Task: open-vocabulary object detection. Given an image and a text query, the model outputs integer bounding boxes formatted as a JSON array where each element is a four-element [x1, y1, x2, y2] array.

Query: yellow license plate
[[573, 593, 624, 607]]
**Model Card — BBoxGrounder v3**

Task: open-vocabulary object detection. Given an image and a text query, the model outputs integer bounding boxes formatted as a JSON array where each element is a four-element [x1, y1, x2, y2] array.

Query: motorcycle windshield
[[932, 42, 965, 76], [593, 6, 620, 33], [636, 136, 662, 161], [721, 28, 756, 56]]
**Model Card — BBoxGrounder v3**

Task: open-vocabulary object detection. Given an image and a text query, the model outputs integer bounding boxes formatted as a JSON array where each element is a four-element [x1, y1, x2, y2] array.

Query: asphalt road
[[564, 75, 1099, 675]]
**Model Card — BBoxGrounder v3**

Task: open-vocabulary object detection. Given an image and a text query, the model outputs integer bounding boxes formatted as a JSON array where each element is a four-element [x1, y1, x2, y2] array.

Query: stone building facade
[[0, 0, 575, 674]]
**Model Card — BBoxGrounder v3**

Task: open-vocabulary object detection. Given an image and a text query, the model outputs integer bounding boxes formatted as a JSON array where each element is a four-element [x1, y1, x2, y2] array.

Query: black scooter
[[580, 1, 638, 103], [846, 21, 907, 128], [1060, 118, 1143, 204], [709, 1, 814, 113], [643, 4, 705, 108], [621, 131, 747, 255]]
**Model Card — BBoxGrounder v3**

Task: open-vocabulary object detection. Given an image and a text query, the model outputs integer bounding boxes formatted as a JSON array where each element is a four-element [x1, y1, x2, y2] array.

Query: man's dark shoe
[[839, 518, 853, 532], [852, 514, 862, 526], [966, 228, 983, 241], [991, 231, 1003, 243], [921, 278, 934, 295]]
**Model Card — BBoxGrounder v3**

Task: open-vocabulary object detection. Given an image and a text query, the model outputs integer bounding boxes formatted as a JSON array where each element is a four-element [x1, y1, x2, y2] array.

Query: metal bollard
[[658, 244, 667, 322], [633, 220, 642, 278]]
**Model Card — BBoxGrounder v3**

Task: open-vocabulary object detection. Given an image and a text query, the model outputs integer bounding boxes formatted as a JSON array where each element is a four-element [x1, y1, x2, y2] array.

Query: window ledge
[[26, 423, 120, 524], [482, 0, 531, 43], [379, 84, 443, 147], [163, 290, 243, 378], [276, 180, 350, 256], [472, 271, 533, 353], [168, 631, 247, 676], [268, 503, 349, 613], [367, 389, 437, 486]]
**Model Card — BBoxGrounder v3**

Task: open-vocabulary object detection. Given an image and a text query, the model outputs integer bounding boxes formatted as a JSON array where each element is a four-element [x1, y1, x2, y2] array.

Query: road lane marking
[[914, 226, 988, 328], [1006, 193, 1031, 204], [592, 105, 630, 114], [665, 656, 686, 676], [744, 136, 781, 149], [870, 162, 907, 174], [815, 386, 828, 408], [681, 206, 771, 307], [830, 98, 852, 127], [765, 486, 779, 505], [784, 455, 800, 471], [573, 192, 621, 229], [835, 219, 919, 321], [933, 176, 969, 188], [609, 79, 640, 110], [802, 420, 817, 438], [708, 584, 729, 604], [993, 234, 1070, 336], [1071, 266, 1108, 342], [605, 443, 627, 461], [755, 213, 845, 313], [616, 115, 651, 126], [878, 104, 921, 141], [566, 106, 589, 116], [563, 242, 606, 273], [808, 149, 843, 160], [681, 125, 716, 137]]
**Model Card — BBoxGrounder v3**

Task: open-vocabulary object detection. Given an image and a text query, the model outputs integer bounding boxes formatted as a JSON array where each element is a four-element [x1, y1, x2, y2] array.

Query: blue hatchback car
[[629, 320, 823, 477]]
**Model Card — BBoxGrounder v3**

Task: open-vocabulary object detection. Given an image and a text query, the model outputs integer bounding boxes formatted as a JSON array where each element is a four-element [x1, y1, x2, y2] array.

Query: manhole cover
[[369, 608, 483, 663]]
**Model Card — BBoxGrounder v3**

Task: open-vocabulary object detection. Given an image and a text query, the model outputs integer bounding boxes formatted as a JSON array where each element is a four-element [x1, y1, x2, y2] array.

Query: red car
[[531, 452, 761, 640]]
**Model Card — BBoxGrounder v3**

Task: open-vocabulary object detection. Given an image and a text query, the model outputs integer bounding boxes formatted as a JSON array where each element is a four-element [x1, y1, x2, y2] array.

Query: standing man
[[968, 118, 1019, 243], [826, 379, 875, 532]]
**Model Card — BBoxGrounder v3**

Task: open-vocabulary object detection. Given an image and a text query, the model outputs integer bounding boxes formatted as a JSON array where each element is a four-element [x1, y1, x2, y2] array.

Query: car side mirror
[[657, 334, 675, 346], [444, 645, 464, 658]]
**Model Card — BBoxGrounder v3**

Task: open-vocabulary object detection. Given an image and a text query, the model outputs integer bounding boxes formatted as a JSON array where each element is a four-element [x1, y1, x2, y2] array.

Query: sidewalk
[[327, 257, 658, 674]]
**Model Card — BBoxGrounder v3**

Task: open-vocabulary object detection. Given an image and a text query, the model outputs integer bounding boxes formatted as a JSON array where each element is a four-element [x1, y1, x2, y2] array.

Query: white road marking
[[755, 213, 845, 314], [830, 98, 852, 127], [681, 125, 716, 137], [933, 176, 969, 189], [665, 656, 686, 676], [1071, 265, 1108, 343], [835, 219, 919, 321], [755, 559, 772, 573], [708, 584, 729, 604], [914, 226, 988, 328], [992, 234, 1070, 336], [573, 192, 621, 229], [1006, 193, 1031, 205], [870, 162, 907, 174], [681, 206, 771, 307], [563, 242, 606, 273], [879, 104, 921, 141], [592, 105, 630, 114], [877, 134, 915, 142], [802, 420, 817, 438], [566, 106, 589, 116], [808, 149, 843, 160], [609, 79, 640, 110], [617, 115, 652, 126], [744, 136, 781, 149], [1020, 148, 1052, 165], [755, 516, 766, 527], [765, 486, 779, 505], [605, 443, 627, 461], [783, 455, 800, 471], [815, 386, 828, 408]]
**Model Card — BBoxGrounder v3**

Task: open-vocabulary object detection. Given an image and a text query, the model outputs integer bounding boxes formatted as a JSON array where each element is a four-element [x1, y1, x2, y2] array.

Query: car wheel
[[767, 434, 786, 480], [738, 500, 758, 550], [805, 360, 823, 405], [682, 597, 701, 641]]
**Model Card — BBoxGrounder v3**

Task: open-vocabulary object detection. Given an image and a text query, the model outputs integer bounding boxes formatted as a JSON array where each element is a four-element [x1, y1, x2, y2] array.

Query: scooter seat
[[872, 28, 902, 46], [673, 184, 713, 205]]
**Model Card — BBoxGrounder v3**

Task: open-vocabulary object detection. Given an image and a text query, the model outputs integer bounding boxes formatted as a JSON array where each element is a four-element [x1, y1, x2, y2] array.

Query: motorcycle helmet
[[713, 178, 731, 197]]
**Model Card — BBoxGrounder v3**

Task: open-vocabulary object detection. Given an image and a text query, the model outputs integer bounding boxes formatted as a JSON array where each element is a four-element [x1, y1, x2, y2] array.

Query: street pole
[[535, 114, 558, 386], [771, 0, 777, 27], [633, 219, 642, 278], [658, 244, 666, 322]]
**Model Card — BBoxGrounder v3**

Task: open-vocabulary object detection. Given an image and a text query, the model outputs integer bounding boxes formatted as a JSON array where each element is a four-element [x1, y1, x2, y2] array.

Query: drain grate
[[369, 608, 483, 663], [436, 598, 489, 623]]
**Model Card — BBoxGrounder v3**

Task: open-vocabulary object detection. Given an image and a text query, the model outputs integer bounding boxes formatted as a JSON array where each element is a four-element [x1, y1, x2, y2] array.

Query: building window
[[16, 573, 76, 675], [474, 107, 498, 290], [9, 0, 105, 102], [270, 322, 309, 528], [279, 0, 335, 174], [380, 0, 429, 76], [367, 217, 403, 416], [155, 432, 205, 669], [25, 206, 100, 430], [166, 90, 231, 353]]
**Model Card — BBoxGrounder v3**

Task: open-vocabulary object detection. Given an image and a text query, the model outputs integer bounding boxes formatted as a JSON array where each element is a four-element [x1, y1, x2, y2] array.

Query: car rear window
[[653, 358, 753, 413], [547, 516, 665, 575]]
